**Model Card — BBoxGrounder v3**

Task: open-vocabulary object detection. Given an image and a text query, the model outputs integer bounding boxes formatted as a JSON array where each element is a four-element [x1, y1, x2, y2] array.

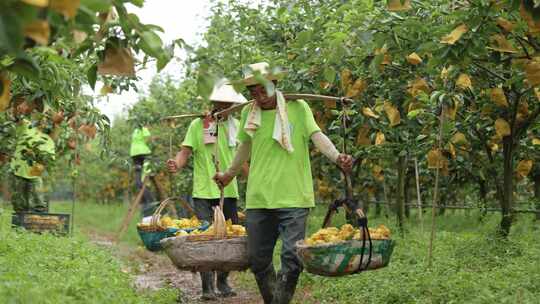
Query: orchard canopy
[[2, 0, 540, 238]]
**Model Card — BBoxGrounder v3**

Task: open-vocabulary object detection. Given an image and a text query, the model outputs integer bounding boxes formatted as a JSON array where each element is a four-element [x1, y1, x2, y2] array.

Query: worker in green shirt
[[129, 124, 155, 215], [10, 99, 56, 214], [214, 62, 353, 304], [166, 84, 248, 301]]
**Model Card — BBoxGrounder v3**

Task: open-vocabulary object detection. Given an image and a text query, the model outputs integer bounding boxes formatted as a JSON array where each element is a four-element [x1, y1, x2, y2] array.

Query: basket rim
[[296, 238, 394, 249]]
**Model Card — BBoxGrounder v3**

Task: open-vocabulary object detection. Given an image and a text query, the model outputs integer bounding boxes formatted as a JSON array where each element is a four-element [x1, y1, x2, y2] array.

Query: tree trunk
[[478, 179, 488, 221], [396, 156, 406, 235], [404, 168, 412, 218], [533, 174, 540, 221], [499, 136, 514, 237], [438, 191, 447, 216], [375, 190, 382, 217]]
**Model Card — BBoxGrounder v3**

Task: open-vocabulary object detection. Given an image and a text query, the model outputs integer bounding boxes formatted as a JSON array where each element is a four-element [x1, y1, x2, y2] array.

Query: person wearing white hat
[[166, 84, 248, 300], [215, 62, 353, 304]]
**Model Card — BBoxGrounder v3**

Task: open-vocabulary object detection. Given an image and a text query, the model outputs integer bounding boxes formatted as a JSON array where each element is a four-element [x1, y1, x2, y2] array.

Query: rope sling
[[321, 101, 373, 273]]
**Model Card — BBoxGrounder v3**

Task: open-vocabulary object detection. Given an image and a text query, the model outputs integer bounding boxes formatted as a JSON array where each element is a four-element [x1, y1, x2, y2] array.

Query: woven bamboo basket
[[137, 198, 207, 251], [160, 204, 249, 272], [296, 239, 395, 277]]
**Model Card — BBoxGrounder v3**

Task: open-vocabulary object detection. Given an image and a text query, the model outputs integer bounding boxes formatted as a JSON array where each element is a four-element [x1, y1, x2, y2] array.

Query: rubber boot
[[254, 265, 277, 304], [216, 272, 236, 297], [200, 272, 217, 301], [272, 272, 299, 304]]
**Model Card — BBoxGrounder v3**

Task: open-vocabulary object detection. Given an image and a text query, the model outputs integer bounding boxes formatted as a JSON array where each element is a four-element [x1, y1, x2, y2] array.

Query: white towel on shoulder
[[244, 90, 293, 153]]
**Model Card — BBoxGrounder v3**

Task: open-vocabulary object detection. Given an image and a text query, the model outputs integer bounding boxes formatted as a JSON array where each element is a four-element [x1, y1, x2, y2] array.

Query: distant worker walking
[[130, 123, 155, 216]]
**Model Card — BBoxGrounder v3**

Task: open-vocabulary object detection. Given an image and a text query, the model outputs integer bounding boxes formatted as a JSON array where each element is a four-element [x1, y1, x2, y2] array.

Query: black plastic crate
[[11, 212, 70, 235]]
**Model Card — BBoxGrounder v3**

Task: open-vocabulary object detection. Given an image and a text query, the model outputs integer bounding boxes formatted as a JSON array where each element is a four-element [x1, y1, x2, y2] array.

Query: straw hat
[[240, 62, 286, 87], [209, 84, 247, 104]]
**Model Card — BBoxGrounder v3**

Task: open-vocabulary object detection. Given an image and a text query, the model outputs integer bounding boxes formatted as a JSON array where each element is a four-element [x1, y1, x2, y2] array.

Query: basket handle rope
[[150, 197, 175, 228], [211, 114, 227, 239]]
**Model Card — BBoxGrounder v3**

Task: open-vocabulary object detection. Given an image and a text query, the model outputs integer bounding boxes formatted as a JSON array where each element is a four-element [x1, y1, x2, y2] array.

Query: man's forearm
[[175, 147, 192, 170], [311, 131, 340, 163], [226, 141, 251, 177]]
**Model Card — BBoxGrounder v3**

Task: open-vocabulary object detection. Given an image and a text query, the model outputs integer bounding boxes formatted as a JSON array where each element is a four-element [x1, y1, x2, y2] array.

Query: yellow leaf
[[375, 132, 386, 145], [362, 107, 379, 119], [407, 52, 422, 65], [524, 59, 540, 86], [314, 111, 327, 130], [319, 81, 331, 90], [443, 100, 459, 121], [456, 73, 472, 90], [100, 85, 113, 96], [441, 24, 468, 45], [490, 88, 509, 108], [407, 101, 423, 113], [535, 88, 540, 100], [24, 20, 50, 45], [494, 118, 511, 137], [518, 101, 529, 119], [72, 30, 88, 44], [427, 149, 444, 169], [324, 100, 337, 109], [516, 160, 533, 180], [407, 78, 430, 97], [97, 47, 135, 76], [21, 0, 49, 7], [451, 132, 468, 145], [387, 0, 411, 12], [447, 143, 456, 159], [50, 0, 80, 19], [532, 138, 540, 145], [520, 3, 540, 34], [0, 74, 11, 112], [441, 66, 449, 81], [340, 69, 352, 92], [346, 79, 367, 98], [489, 34, 517, 53], [356, 124, 371, 146], [372, 165, 384, 182], [381, 53, 392, 65], [383, 101, 401, 127], [497, 17, 514, 32]]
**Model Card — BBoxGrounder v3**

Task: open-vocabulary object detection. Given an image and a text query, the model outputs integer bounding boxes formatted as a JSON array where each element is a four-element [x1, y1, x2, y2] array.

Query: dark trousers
[[193, 198, 239, 224], [132, 155, 154, 213], [246, 208, 309, 277]]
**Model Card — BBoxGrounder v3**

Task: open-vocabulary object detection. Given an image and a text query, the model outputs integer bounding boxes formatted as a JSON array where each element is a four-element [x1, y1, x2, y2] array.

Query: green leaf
[[8, 54, 40, 80], [138, 31, 163, 58], [81, 0, 112, 12], [416, 134, 428, 141], [87, 64, 97, 90], [323, 67, 336, 83], [129, 0, 145, 7], [296, 31, 312, 45]]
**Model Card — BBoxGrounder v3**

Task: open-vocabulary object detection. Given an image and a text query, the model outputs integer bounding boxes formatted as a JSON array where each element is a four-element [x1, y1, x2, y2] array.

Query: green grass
[[2, 200, 539, 304], [50, 201, 145, 247], [0, 203, 177, 304]]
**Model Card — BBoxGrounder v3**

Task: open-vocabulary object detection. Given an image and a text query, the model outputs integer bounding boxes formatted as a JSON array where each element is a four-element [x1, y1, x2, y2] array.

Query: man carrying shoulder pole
[[214, 62, 353, 304]]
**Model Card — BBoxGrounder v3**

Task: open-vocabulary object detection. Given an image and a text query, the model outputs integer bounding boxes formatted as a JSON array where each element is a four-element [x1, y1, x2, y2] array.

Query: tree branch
[[472, 61, 507, 82]]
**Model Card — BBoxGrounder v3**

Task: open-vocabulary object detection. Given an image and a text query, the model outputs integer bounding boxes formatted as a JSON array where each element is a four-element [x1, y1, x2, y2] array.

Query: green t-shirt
[[238, 100, 321, 209], [129, 127, 151, 157], [182, 118, 239, 199], [10, 121, 56, 180]]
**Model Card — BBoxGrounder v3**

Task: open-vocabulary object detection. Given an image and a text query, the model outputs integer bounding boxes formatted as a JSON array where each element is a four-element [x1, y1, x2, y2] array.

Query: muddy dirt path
[[85, 229, 262, 304]]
